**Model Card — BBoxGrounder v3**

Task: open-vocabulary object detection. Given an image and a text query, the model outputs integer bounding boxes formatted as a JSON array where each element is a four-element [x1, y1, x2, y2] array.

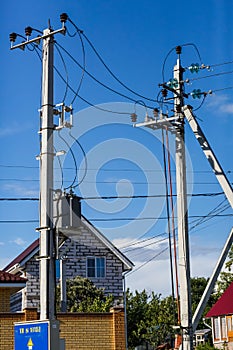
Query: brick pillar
[[24, 308, 38, 321], [110, 306, 126, 350]]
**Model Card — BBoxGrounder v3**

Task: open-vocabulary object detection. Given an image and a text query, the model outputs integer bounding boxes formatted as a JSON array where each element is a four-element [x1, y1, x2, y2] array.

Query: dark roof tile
[[0, 270, 27, 283]]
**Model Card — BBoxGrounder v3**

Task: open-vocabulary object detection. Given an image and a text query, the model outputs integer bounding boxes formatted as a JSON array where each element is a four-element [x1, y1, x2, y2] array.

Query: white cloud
[[3, 183, 39, 197], [0, 122, 34, 138], [10, 238, 27, 246], [123, 240, 221, 296], [207, 94, 233, 115], [126, 258, 172, 296]]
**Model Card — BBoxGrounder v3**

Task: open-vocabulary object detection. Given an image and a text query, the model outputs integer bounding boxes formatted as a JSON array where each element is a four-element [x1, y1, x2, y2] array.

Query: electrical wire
[[78, 35, 158, 103], [123, 236, 169, 254], [55, 42, 158, 109], [70, 32, 86, 106], [165, 126, 180, 323], [53, 64, 131, 115], [55, 44, 69, 103], [66, 16, 166, 104], [119, 232, 168, 250], [88, 213, 233, 222], [127, 247, 168, 275], [192, 94, 207, 111], [0, 212, 231, 224], [188, 69, 233, 82], [161, 128, 175, 304], [212, 86, 233, 93], [1, 163, 233, 174], [58, 131, 78, 190], [68, 131, 88, 188], [162, 43, 202, 83], [0, 191, 226, 201], [209, 60, 233, 68]]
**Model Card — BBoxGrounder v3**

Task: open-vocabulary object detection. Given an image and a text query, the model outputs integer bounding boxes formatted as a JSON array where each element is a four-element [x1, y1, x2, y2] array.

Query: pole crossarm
[[10, 27, 66, 50], [183, 105, 233, 209]]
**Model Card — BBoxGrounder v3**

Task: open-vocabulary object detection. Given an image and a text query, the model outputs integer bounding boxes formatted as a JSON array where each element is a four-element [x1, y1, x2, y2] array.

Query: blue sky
[[1, 0, 233, 295]]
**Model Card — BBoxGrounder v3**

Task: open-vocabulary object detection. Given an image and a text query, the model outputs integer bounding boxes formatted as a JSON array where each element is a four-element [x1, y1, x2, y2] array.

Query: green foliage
[[126, 289, 177, 350], [56, 276, 114, 312], [191, 277, 217, 328], [215, 272, 233, 298], [215, 244, 233, 297], [195, 343, 216, 350]]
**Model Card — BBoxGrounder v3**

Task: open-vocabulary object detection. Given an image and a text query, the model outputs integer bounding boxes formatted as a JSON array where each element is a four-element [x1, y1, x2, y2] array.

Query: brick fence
[[0, 307, 126, 350]]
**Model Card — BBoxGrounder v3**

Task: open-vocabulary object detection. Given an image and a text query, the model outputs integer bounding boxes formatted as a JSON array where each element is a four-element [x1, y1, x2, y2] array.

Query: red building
[[205, 282, 233, 349]]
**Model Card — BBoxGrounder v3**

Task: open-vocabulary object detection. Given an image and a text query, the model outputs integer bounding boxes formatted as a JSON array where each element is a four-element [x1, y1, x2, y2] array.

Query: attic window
[[86, 257, 105, 278]]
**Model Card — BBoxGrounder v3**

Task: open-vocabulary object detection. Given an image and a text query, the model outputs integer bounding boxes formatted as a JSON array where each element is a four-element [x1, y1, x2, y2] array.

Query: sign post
[[14, 320, 60, 350]]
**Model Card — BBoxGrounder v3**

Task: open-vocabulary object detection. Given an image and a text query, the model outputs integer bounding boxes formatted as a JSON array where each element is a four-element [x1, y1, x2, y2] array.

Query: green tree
[[216, 244, 233, 296], [56, 276, 114, 312], [191, 277, 217, 329], [126, 289, 177, 350]]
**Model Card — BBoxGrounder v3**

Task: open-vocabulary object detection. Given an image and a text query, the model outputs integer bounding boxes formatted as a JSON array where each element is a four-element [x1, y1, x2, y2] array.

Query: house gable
[[4, 217, 133, 311], [206, 282, 233, 318], [4, 216, 133, 275]]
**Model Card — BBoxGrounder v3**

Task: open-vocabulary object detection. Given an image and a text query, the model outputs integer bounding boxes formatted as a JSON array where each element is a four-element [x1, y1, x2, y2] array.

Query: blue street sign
[[14, 321, 49, 350]]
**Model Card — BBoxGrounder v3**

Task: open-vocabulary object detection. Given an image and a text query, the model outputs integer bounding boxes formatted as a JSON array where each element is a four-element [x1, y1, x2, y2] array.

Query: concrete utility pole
[[39, 27, 55, 320], [133, 46, 193, 350], [174, 47, 193, 350], [10, 19, 66, 321]]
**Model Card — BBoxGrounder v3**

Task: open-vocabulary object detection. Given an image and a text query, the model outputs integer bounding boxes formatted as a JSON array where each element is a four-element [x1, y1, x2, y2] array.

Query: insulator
[[9, 32, 17, 42], [25, 26, 33, 37], [60, 13, 68, 23], [176, 46, 182, 54], [167, 78, 178, 89], [153, 108, 159, 117], [130, 113, 137, 123], [53, 109, 61, 116], [191, 89, 202, 99], [162, 89, 168, 98], [189, 63, 200, 74]]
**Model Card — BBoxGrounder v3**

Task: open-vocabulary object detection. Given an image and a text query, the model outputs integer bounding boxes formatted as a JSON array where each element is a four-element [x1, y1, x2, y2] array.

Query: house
[[194, 329, 211, 347], [3, 215, 133, 312], [205, 282, 233, 350], [0, 270, 26, 312]]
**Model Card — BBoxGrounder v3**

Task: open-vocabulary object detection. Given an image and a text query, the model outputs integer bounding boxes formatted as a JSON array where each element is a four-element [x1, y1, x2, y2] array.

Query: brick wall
[[0, 288, 23, 312], [0, 307, 126, 350]]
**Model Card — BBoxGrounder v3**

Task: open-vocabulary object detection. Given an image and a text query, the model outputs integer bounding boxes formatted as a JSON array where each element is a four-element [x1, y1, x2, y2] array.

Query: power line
[[188, 69, 233, 82], [0, 213, 232, 224], [1, 164, 233, 174], [54, 63, 132, 115], [55, 42, 158, 109], [0, 191, 226, 202], [127, 247, 168, 275]]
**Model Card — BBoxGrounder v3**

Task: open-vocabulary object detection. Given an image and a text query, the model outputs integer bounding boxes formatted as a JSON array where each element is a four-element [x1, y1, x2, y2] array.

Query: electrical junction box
[[14, 319, 62, 350], [53, 191, 81, 230]]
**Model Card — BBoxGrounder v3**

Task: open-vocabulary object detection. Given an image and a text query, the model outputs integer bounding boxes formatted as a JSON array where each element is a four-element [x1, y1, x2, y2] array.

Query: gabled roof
[[3, 238, 39, 273], [0, 270, 26, 288], [205, 282, 233, 318], [4, 216, 134, 273]]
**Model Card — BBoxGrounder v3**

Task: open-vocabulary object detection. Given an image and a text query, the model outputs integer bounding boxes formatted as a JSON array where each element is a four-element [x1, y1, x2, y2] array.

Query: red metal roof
[[0, 270, 26, 283], [205, 282, 233, 317], [3, 238, 39, 271]]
